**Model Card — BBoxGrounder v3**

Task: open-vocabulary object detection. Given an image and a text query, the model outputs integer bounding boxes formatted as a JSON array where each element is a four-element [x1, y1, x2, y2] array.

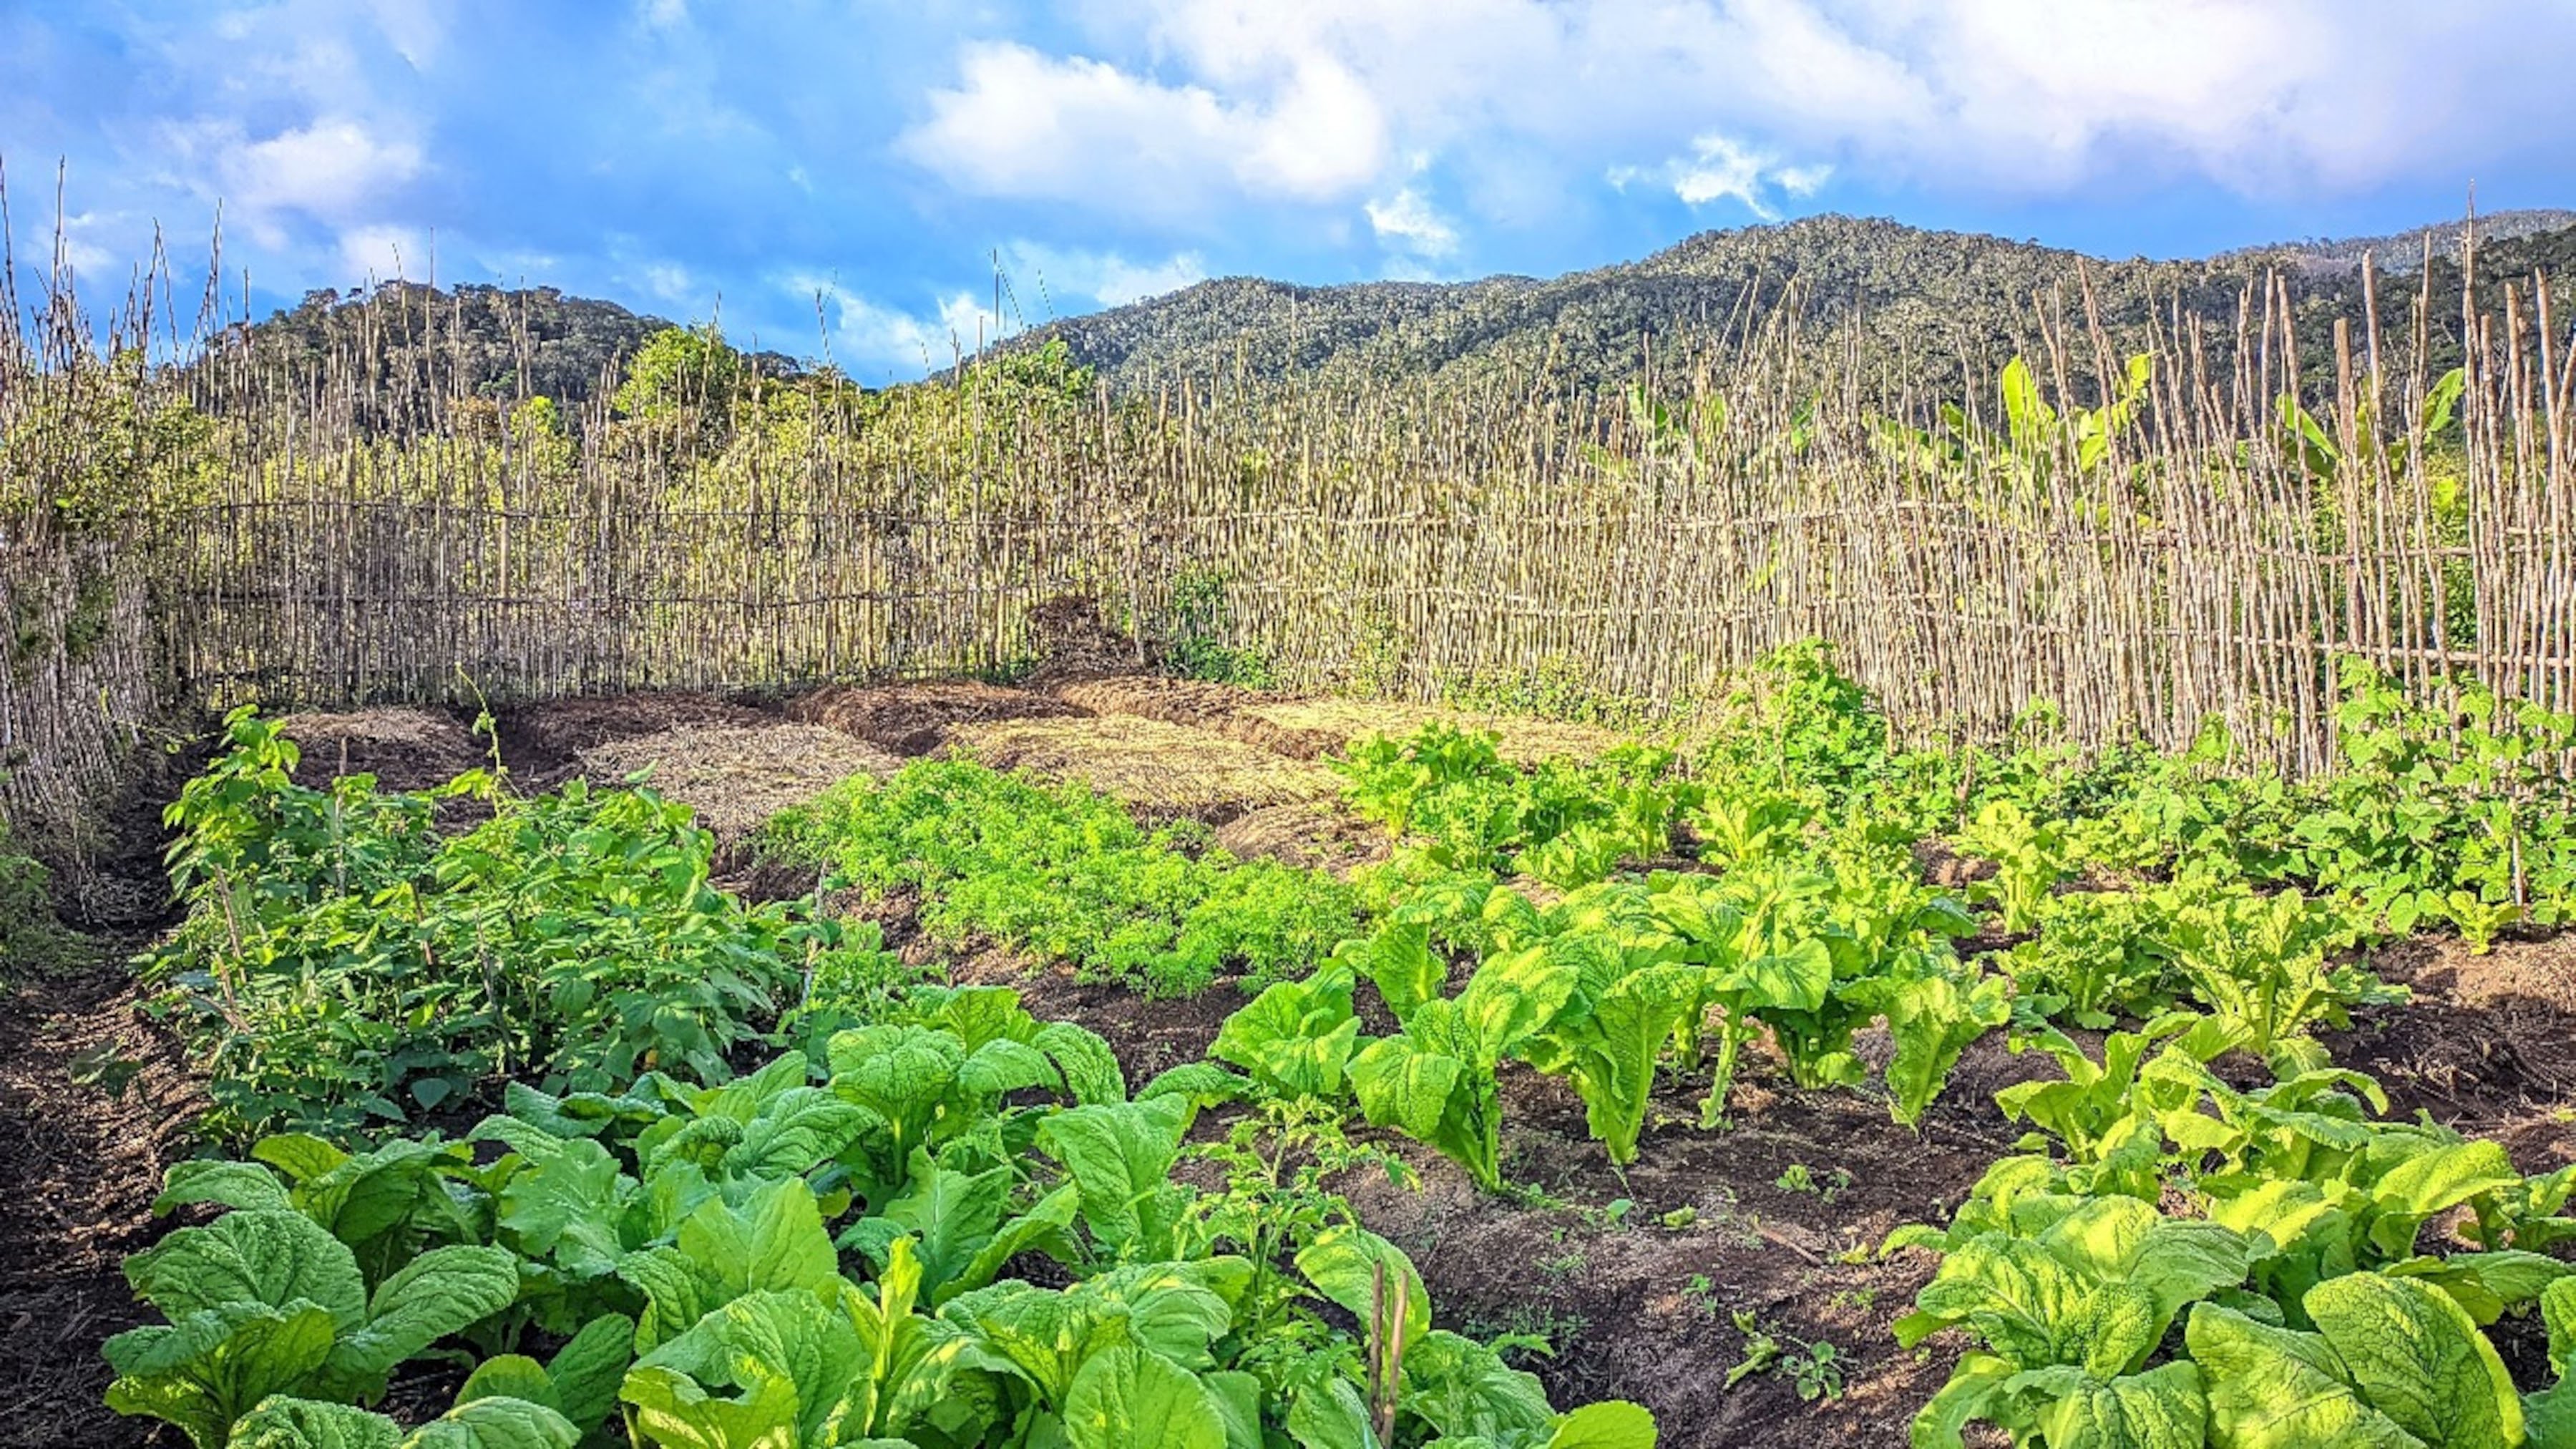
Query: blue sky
[[6, 0, 2575, 382]]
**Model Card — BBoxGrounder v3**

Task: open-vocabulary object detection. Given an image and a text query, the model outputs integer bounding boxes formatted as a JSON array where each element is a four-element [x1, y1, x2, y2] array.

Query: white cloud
[[1611, 134, 1831, 220], [230, 118, 423, 217], [158, 114, 425, 249], [897, 42, 1386, 220], [638, 261, 698, 306], [791, 274, 1000, 377], [1365, 188, 1459, 257], [905, 0, 2576, 233], [999, 242, 1207, 311], [336, 223, 424, 280]]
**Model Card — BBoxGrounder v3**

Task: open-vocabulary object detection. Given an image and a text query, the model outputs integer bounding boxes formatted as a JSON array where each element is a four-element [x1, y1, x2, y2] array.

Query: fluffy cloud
[[1611, 135, 1831, 220], [897, 42, 1385, 220], [334, 222, 426, 280], [903, 0, 2576, 225], [791, 274, 999, 378], [998, 242, 1208, 311], [1365, 188, 1460, 258]]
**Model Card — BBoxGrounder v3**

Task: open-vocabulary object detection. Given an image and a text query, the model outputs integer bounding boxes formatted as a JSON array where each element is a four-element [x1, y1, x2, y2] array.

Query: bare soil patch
[[494, 691, 771, 780], [0, 962, 200, 1449], [278, 706, 486, 793], [786, 680, 1086, 756]]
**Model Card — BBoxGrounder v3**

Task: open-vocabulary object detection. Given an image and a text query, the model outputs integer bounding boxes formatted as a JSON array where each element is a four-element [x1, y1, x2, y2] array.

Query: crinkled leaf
[[1036, 1021, 1127, 1106], [1294, 1226, 1430, 1355], [1061, 1346, 1225, 1449], [404, 1397, 582, 1449], [225, 1395, 402, 1449], [2306, 1272, 2522, 1448], [153, 1160, 293, 1219], [126, 1211, 365, 1328], [1035, 1096, 1195, 1258], [104, 1301, 339, 1449], [2185, 1302, 2424, 1449]]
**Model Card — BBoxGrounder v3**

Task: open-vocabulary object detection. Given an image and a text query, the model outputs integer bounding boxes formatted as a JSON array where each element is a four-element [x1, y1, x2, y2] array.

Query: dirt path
[[0, 956, 197, 1449]]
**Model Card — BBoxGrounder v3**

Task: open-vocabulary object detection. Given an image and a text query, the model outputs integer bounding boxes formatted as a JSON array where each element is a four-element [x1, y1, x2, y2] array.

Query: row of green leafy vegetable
[[113, 984, 1657, 1448], [143, 713, 1356, 1143], [1340, 645, 2576, 950], [125, 650, 2576, 1444], [155, 641, 2564, 1176], [1880, 1008, 2576, 1447]]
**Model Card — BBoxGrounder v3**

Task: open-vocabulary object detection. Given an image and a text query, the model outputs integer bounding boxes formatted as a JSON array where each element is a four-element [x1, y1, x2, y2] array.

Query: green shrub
[[148, 708, 851, 1142]]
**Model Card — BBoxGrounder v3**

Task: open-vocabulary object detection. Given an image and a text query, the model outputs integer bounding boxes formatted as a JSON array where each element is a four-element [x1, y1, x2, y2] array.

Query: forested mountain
[[224, 283, 799, 412], [223, 212, 2576, 409], [1011, 212, 2576, 396]]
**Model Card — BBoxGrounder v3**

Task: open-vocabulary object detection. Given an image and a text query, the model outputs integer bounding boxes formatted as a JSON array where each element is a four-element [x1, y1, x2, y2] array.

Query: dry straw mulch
[[1211, 801, 1388, 874], [576, 723, 901, 840], [946, 714, 1340, 817], [1049, 674, 1345, 758], [787, 680, 1085, 756], [1234, 698, 1644, 766]]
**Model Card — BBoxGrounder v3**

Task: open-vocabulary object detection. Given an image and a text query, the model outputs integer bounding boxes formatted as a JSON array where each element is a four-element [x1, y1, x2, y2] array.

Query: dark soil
[[0, 961, 197, 1449], [492, 691, 771, 782], [786, 680, 1086, 756], [1053, 673, 1348, 759]]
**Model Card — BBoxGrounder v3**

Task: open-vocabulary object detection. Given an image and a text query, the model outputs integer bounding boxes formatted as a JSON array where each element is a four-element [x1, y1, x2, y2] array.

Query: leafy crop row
[[149, 711, 887, 1142], [763, 760, 1357, 997], [112, 986, 1656, 1448], [1883, 1009, 2576, 1446]]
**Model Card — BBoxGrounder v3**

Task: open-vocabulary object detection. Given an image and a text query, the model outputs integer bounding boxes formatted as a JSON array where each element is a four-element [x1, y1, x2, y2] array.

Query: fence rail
[[5, 233, 2575, 840]]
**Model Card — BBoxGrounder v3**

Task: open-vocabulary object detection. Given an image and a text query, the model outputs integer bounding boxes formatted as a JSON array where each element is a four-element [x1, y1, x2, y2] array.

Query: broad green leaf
[[329, 1244, 521, 1384], [125, 1211, 366, 1328], [2306, 1272, 2523, 1448], [2365, 1142, 2521, 1259], [225, 1395, 402, 1449], [1214, 970, 1362, 1102], [720, 1087, 873, 1181], [154, 1161, 293, 1219], [1285, 1377, 1378, 1449], [1036, 1021, 1128, 1106], [253, 1135, 353, 1185], [1911, 1353, 2014, 1449], [2547, 1277, 2576, 1380], [1061, 1346, 1225, 1449], [1400, 1330, 1555, 1443], [2032, 1362, 2207, 1449], [544, 1312, 638, 1433], [1294, 1226, 1430, 1354], [2185, 1302, 2424, 1449], [622, 1288, 859, 1449], [494, 1138, 631, 1279], [404, 1397, 582, 1449], [1348, 1030, 1465, 1144], [1883, 970, 2010, 1126], [1546, 1399, 1659, 1448], [457, 1355, 557, 1410], [1035, 1096, 1195, 1257], [105, 1301, 340, 1449]]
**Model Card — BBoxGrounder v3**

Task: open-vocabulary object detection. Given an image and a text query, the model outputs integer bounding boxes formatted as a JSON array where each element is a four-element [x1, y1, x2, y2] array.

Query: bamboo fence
[[5, 226, 2575, 839]]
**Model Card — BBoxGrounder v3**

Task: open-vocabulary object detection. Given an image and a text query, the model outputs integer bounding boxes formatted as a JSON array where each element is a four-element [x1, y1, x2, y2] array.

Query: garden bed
[[12, 671, 2576, 1449]]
